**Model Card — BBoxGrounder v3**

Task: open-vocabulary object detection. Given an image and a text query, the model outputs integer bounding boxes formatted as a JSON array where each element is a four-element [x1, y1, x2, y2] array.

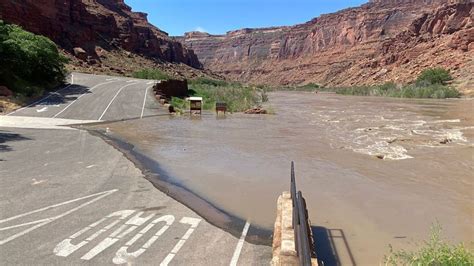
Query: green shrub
[[299, 83, 321, 90], [282, 82, 322, 91], [417, 68, 453, 85], [132, 69, 171, 80], [320, 80, 460, 99], [0, 20, 67, 97], [170, 97, 188, 112], [261, 90, 269, 103], [170, 82, 261, 113], [189, 77, 230, 87], [385, 224, 474, 266]]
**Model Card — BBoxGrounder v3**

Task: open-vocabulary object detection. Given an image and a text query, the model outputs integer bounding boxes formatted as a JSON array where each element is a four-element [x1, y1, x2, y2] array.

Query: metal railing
[[291, 161, 314, 266]]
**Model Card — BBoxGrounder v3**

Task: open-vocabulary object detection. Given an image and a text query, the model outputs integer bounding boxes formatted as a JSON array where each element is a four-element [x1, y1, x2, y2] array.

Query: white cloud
[[194, 26, 207, 33]]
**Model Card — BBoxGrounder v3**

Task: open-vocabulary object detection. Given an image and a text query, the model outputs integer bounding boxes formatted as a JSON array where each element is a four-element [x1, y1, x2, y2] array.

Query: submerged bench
[[216, 102, 227, 114]]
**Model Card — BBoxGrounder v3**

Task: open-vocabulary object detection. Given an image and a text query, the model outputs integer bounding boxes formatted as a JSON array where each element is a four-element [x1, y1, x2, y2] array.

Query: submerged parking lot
[[0, 73, 271, 265], [90, 91, 474, 264]]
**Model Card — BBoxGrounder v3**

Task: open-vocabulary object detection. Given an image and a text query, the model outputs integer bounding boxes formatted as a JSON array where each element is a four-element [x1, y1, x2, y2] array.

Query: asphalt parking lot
[[0, 73, 272, 265]]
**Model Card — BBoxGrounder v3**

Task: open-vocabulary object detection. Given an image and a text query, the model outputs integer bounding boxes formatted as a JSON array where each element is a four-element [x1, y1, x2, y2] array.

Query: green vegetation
[[0, 20, 67, 97], [274, 82, 322, 92], [132, 69, 171, 80], [296, 83, 321, 90], [416, 67, 453, 86], [329, 82, 460, 99], [385, 224, 473, 266], [171, 78, 264, 113], [277, 68, 460, 99], [132, 70, 266, 113]]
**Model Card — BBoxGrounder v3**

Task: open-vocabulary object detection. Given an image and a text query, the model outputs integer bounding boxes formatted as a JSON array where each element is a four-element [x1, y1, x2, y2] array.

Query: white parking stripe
[[98, 83, 138, 121], [140, 86, 152, 119], [53, 81, 116, 118], [229, 221, 250, 266], [0, 218, 50, 231], [160, 217, 201, 266], [0, 189, 117, 246], [6, 84, 73, 116]]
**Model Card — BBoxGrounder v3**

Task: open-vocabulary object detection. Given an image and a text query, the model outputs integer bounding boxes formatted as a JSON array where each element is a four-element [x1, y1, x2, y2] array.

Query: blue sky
[[125, 0, 368, 36]]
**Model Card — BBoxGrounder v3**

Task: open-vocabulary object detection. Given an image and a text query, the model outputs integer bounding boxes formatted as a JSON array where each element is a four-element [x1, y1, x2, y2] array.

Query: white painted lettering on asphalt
[[36, 107, 48, 113], [54, 210, 135, 257], [53, 210, 201, 264], [113, 214, 175, 264], [80, 211, 156, 260]]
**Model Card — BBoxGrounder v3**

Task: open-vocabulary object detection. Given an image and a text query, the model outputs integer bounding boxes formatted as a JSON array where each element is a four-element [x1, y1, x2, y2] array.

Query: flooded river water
[[87, 92, 473, 264]]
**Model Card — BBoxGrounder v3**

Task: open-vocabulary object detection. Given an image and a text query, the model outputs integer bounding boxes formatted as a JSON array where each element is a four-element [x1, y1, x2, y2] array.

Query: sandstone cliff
[[0, 0, 201, 69], [177, 0, 473, 92]]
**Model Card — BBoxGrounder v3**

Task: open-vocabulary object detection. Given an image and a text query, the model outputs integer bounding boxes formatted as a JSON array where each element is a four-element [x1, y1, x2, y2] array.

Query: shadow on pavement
[[312, 226, 357, 266], [0, 130, 31, 153], [41, 85, 90, 106], [26, 84, 90, 107]]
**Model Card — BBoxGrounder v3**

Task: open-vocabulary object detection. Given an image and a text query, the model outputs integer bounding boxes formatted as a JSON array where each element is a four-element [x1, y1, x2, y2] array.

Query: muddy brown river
[[86, 92, 473, 265]]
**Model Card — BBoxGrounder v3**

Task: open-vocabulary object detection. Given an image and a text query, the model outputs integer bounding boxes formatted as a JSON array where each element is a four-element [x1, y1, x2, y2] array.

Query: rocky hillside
[[177, 0, 473, 92], [0, 0, 201, 71]]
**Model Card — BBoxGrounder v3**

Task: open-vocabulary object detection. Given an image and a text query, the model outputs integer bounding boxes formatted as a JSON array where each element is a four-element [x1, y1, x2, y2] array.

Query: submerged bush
[[385, 224, 473, 266], [0, 20, 67, 97]]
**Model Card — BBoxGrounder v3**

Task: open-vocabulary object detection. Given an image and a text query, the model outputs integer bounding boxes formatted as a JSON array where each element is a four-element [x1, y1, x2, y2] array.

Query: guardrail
[[290, 161, 314, 266]]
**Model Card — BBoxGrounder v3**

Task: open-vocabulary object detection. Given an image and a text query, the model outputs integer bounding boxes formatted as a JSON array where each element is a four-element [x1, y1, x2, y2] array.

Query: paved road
[[7, 73, 162, 121], [0, 73, 271, 265]]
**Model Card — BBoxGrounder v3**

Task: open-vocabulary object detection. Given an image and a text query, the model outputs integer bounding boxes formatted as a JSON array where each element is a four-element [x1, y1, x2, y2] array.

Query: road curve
[[7, 73, 163, 121]]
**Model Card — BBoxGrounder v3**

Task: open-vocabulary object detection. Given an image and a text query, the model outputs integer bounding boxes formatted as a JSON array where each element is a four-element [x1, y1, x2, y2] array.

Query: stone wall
[[153, 79, 188, 99], [272, 192, 319, 266]]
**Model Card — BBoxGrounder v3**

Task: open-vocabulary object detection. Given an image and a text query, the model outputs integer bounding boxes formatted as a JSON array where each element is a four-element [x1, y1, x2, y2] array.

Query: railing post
[[291, 162, 313, 266], [297, 191, 312, 266], [291, 161, 297, 226]]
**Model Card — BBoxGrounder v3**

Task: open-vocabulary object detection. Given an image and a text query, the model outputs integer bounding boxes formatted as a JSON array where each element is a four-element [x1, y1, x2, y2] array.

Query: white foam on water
[[353, 141, 413, 160], [383, 125, 405, 131], [308, 101, 472, 160], [429, 119, 461, 124], [441, 129, 467, 142]]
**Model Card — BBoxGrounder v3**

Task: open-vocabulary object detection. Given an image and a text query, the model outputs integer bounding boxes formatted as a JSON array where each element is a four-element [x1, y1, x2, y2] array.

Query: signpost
[[189, 97, 202, 115]]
